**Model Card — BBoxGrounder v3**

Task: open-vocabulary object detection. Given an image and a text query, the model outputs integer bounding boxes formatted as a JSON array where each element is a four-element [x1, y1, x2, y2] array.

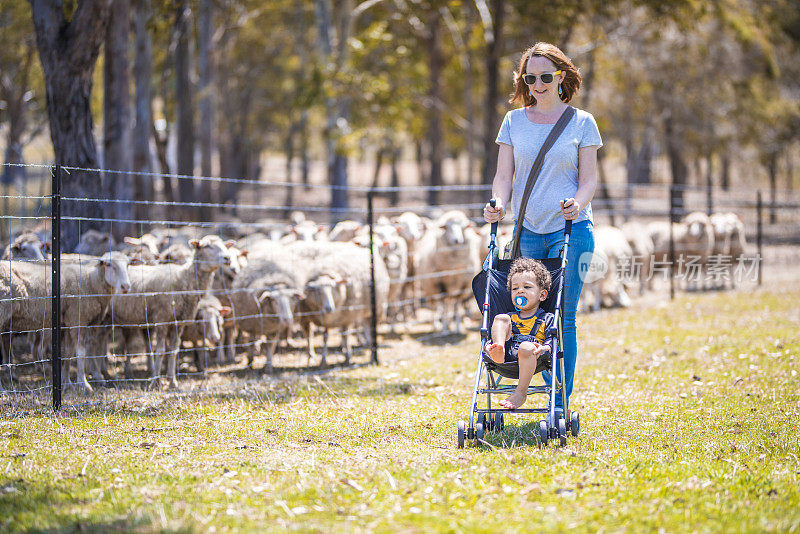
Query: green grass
[[1, 287, 799, 532]]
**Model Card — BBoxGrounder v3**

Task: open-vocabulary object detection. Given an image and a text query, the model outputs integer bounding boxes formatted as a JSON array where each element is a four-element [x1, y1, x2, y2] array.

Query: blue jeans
[[515, 220, 594, 410]]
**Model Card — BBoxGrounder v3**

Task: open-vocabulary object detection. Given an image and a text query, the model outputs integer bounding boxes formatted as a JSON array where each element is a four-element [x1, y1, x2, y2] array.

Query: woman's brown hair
[[509, 42, 581, 107]]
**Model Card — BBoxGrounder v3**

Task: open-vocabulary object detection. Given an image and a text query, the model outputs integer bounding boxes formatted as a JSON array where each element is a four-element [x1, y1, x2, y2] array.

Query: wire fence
[[1, 162, 799, 415]]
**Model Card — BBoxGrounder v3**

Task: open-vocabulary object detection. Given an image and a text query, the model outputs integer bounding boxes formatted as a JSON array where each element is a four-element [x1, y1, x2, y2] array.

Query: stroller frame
[[458, 205, 579, 447]]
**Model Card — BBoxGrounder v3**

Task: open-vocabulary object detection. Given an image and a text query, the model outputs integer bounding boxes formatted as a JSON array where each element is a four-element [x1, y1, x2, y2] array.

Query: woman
[[483, 42, 601, 413]]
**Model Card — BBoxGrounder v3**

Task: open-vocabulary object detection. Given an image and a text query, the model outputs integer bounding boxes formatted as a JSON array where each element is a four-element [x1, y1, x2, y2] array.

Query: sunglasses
[[522, 70, 562, 85]]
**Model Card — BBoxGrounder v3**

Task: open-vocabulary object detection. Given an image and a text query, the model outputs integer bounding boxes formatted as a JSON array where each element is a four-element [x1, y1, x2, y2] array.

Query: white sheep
[[708, 212, 747, 288], [2, 232, 49, 261], [75, 230, 116, 256], [413, 210, 482, 333], [180, 294, 231, 373], [288, 240, 389, 364], [0, 252, 131, 391], [648, 212, 715, 291], [582, 225, 634, 312], [109, 235, 232, 389], [226, 243, 304, 371]]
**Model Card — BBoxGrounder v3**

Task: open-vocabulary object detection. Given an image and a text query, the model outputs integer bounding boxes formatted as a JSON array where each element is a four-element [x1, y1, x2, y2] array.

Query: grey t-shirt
[[496, 106, 603, 234]]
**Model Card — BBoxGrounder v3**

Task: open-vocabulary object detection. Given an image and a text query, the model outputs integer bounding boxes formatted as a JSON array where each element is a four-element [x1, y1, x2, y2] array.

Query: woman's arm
[[561, 145, 599, 220], [484, 143, 514, 223]]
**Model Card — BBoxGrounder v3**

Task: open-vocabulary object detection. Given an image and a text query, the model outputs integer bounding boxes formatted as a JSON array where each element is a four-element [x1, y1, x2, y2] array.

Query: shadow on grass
[[470, 421, 547, 449], [0, 479, 147, 532]]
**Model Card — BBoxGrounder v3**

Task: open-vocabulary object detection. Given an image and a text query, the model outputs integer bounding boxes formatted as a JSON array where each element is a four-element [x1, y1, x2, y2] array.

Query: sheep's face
[[440, 219, 466, 246], [304, 275, 346, 315], [190, 236, 233, 272], [99, 252, 131, 294], [394, 214, 426, 242], [10, 236, 46, 261], [379, 238, 407, 274], [292, 222, 326, 242], [197, 304, 230, 344], [258, 287, 303, 326]]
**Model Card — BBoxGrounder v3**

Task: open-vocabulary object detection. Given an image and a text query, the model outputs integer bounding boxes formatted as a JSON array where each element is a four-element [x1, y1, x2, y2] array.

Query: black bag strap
[[510, 105, 576, 259]]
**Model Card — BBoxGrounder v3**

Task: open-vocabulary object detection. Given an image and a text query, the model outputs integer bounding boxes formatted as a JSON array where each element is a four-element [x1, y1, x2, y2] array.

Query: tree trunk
[[175, 0, 196, 220], [103, 0, 133, 239], [664, 117, 687, 222], [371, 144, 386, 189], [282, 122, 296, 217], [720, 151, 730, 191], [705, 154, 714, 215], [426, 12, 444, 207], [390, 147, 400, 206], [300, 110, 310, 189], [481, 0, 504, 185], [132, 0, 154, 223], [768, 151, 778, 224], [31, 0, 111, 252], [197, 0, 215, 221], [315, 0, 352, 225]]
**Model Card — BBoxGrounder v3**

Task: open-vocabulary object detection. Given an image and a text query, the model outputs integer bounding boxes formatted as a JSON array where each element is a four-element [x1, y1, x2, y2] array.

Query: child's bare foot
[[485, 343, 504, 362], [499, 391, 527, 409]]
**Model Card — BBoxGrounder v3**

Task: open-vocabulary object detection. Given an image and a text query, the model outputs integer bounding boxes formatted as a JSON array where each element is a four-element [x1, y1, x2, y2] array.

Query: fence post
[[367, 190, 379, 365], [51, 165, 62, 411], [756, 190, 763, 286], [669, 185, 676, 300]]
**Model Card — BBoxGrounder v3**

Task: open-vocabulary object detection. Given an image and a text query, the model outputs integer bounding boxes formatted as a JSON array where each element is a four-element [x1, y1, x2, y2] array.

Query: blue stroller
[[458, 201, 580, 447]]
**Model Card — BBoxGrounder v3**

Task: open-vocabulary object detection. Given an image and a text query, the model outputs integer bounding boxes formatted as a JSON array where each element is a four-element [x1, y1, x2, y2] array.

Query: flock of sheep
[[575, 211, 747, 310], [0, 210, 484, 393], [0, 207, 746, 395]]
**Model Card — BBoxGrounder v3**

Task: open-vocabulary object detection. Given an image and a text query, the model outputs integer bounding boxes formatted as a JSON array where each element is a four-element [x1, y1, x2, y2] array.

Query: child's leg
[[499, 342, 538, 409], [485, 315, 511, 363]]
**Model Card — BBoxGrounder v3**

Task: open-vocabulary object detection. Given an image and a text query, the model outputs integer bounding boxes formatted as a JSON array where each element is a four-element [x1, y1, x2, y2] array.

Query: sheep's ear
[[257, 290, 271, 303], [224, 240, 236, 248], [189, 239, 200, 248], [239, 249, 249, 257], [124, 237, 141, 245], [219, 306, 232, 317], [337, 279, 347, 285]]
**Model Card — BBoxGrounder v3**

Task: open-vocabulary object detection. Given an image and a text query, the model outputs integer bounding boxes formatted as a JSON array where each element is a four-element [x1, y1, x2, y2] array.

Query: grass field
[[1, 286, 799, 532]]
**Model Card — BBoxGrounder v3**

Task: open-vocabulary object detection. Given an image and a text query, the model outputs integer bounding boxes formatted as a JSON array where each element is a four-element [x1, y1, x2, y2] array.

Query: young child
[[485, 257, 555, 409]]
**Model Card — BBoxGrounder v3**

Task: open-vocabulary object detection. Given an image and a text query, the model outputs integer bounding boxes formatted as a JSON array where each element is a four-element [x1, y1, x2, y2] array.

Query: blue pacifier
[[514, 295, 528, 310]]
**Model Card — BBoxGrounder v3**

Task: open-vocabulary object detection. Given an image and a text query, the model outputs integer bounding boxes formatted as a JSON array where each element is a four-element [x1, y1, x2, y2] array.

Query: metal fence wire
[[0, 162, 798, 415]]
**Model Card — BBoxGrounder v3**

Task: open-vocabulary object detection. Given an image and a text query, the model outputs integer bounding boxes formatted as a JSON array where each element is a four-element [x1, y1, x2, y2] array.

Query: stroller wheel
[[457, 420, 466, 449], [475, 422, 485, 441], [558, 418, 567, 446], [539, 420, 549, 446], [493, 412, 504, 432], [478, 412, 489, 432], [570, 411, 580, 437]]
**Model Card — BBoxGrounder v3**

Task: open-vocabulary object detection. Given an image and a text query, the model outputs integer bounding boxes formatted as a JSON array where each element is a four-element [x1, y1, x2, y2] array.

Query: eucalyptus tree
[[30, 0, 111, 251]]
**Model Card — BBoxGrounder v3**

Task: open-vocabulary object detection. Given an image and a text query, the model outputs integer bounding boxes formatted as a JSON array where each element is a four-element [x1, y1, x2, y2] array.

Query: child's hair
[[507, 257, 551, 293]]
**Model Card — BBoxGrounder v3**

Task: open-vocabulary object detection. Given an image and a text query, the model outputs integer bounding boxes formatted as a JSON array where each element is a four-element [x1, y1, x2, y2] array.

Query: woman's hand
[[560, 198, 581, 220], [483, 199, 506, 223]]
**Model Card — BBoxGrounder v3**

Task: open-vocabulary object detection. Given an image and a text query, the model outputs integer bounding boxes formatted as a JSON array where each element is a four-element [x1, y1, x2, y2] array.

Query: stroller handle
[[562, 198, 574, 237], [489, 198, 498, 237]]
